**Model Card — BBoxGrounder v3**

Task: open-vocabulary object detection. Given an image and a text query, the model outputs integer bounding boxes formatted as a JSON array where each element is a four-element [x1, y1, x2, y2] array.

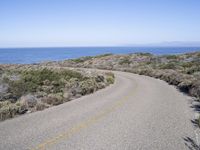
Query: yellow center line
[[31, 79, 138, 150]]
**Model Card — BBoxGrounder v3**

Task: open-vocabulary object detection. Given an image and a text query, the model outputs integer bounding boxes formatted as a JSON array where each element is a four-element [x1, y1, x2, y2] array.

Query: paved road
[[0, 71, 197, 150]]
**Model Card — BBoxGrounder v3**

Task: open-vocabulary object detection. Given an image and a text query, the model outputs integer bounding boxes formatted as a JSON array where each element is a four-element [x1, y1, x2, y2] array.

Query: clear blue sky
[[0, 0, 200, 47]]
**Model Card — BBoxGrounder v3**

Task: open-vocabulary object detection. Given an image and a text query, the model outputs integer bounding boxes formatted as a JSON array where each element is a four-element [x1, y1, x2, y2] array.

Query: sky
[[0, 0, 200, 47]]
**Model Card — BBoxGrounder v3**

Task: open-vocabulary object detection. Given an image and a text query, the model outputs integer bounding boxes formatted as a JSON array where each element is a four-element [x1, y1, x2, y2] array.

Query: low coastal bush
[[0, 101, 22, 121], [158, 63, 177, 69], [94, 53, 113, 58], [39, 51, 200, 131], [70, 56, 92, 63], [4, 68, 84, 99], [119, 57, 131, 65], [164, 55, 179, 60], [0, 67, 115, 121], [135, 52, 153, 56], [106, 76, 114, 84], [52, 51, 200, 102]]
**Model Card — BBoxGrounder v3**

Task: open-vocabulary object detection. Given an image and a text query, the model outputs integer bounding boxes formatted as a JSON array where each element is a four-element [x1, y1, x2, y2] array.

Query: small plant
[[71, 56, 92, 63], [0, 66, 115, 121], [0, 101, 21, 121], [119, 57, 131, 65], [8, 80, 27, 99], [159, 63, 177, 69], [94, 53, 112, 58], [106, 76, 114, 84], [181, 62, 193, 68], [135, 52, 153, 56], [165, 55, 178, 59], [186, 66, 200, 74]]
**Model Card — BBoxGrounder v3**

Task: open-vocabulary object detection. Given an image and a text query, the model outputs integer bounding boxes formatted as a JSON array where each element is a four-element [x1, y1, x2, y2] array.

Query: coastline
[[0, 47, 200, 64]]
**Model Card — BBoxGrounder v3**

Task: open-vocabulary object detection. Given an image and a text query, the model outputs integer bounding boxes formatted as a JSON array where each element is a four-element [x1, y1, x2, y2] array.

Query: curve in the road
[[0, 71, 197, 150]]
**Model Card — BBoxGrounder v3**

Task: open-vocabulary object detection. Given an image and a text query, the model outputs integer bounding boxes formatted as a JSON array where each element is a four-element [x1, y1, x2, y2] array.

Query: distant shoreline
[[0, 47, 200, 64], [1, 45, 200, 49]]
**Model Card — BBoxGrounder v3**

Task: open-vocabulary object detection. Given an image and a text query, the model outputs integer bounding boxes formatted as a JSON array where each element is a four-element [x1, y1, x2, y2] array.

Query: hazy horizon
[[1, 41, 200, 48]]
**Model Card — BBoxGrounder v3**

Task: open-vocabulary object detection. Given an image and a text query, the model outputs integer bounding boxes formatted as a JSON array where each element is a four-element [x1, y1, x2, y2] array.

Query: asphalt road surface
[[0, 71, 198, 150]]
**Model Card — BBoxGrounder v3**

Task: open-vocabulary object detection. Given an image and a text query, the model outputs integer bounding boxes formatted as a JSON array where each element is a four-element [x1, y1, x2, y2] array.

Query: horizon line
[[1, 45, 200, 49]]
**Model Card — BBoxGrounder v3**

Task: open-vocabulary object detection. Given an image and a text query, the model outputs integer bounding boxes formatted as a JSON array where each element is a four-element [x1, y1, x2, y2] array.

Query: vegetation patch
[[119, 57, 131, 65], [0, 67, 115, 121], [53, 51, 200, 102]]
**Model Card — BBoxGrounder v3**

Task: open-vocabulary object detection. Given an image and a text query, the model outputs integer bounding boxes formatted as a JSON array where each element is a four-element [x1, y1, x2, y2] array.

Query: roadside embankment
[[42, 51, 200, 125], [0, 65, 114, 121]]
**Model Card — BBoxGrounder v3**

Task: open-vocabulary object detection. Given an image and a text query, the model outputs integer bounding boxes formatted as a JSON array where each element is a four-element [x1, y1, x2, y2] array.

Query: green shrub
[[0, 101, 11, 108], [119, 58, 131, 65], [0, 106, 10, 121], [106, 76, 114, 84], [1, 68, 85, 100], [186, 66, 200, 74], [71, 56, 92, 63], [181, 62, 193, 68], [7, 80, 27, 99], [94, 53, 112, 58], [0, 102, 20, 121], [27, 69, 81, 90], [15, 101, 28, 114], [0, 66, 116, 121], [79, 79, 96, 95], [165, 55, 178, 59], [41, 93, 63, 106], [22, 68, 59, 84], [60, 70, 84, 80], [135, 52, 153, 56], [35, 102, 48, 111], [159, 63, 177, 69]]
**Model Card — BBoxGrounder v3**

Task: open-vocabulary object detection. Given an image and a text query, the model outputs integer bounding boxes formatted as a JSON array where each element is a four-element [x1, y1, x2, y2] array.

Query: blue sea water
[[0, 47, 200, 64]]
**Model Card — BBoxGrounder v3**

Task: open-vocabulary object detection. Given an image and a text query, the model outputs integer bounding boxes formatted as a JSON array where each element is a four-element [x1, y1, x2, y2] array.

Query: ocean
[[0, 47, 200, 64]]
